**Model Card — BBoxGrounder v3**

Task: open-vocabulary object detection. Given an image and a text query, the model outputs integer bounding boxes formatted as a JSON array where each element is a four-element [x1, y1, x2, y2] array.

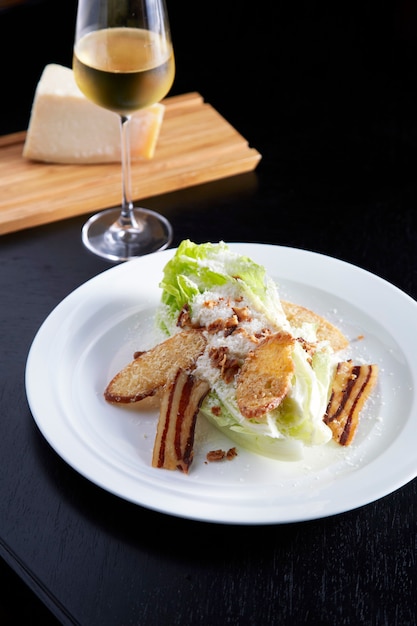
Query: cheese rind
[[23, 64, 165, 164]]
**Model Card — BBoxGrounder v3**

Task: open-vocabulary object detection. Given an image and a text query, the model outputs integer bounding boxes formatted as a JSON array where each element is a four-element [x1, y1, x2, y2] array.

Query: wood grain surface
[[0, 92, 261, 235]]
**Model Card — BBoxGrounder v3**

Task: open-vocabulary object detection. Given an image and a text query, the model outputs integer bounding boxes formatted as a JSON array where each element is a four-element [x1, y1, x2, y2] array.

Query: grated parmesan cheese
[[190, 286, 281, 385]]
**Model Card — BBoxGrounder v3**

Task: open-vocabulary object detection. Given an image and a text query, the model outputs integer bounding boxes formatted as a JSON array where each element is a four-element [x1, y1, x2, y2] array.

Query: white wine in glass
[[73, 0, 175, 261]]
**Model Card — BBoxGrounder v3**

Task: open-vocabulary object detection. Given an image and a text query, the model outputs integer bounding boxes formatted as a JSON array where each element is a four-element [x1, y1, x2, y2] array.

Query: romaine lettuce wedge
[[156, 240, 335, 461]]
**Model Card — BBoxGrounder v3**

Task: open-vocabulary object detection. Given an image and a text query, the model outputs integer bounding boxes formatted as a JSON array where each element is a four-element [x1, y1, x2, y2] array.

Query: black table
[[1, 1, 417, 624]]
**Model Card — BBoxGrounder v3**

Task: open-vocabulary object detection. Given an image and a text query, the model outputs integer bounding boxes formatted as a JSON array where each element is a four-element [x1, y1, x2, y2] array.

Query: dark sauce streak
[[175, 373, 193, 464], [333, 364, 359, 421], [181, 417, 196, 470], [340, 365, 373, 445], [157, 371, 179, 467]]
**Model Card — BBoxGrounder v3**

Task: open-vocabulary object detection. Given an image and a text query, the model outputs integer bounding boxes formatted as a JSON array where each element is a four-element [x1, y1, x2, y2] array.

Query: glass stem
[[119, 114, 140, 229]]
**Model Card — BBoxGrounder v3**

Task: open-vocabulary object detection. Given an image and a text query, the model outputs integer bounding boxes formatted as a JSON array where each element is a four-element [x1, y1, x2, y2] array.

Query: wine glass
[[73, 0, 175, 261]]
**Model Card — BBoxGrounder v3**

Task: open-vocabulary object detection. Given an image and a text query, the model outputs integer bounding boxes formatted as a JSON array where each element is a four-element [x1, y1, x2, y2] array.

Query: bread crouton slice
[[324, 361, 378, 445], [104, 329, 207, 404], [236, 331, 295, 418], [282, 301, 349, 352], [152, 369, 210, 473]]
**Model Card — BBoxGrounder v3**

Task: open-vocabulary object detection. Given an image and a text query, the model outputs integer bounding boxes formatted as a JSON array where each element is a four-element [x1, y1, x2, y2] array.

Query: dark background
[[1, 1, 417, 624], [2, 0, 417, 284], [3, 1, 417, 184]]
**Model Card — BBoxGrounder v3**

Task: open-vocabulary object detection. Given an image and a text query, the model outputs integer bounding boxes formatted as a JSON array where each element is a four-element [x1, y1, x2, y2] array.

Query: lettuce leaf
[[157, 240, 288, 335]]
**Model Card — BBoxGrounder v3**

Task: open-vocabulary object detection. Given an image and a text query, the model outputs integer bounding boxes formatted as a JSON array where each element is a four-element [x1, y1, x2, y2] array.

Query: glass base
[[81, 206, 173, 262]]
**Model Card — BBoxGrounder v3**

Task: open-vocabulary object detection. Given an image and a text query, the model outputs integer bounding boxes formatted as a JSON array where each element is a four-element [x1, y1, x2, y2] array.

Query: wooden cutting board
[[0, 92, 261, 235]]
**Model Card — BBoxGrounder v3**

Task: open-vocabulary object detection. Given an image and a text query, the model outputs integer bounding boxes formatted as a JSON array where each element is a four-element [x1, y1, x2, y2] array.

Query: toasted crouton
[[104, 329, 207, 404], [152, 369, 210, 473], [236, 331, 295, 418], [324, 361, 378, 445], [282, 301, 349, 352]]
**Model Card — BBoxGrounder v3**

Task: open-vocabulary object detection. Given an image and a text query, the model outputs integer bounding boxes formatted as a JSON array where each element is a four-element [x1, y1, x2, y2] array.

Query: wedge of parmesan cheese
[[23, 64, 165, 164]]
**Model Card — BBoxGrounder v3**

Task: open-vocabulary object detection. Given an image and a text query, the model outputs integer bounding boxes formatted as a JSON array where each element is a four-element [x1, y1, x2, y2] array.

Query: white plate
[[25, 243, 417, 524]]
